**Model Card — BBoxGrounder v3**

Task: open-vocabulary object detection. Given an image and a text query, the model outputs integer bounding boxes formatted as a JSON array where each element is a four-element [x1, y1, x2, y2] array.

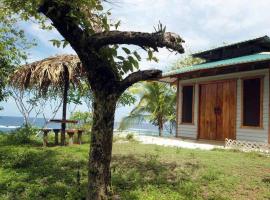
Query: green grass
[[0, 135, 269, 200]]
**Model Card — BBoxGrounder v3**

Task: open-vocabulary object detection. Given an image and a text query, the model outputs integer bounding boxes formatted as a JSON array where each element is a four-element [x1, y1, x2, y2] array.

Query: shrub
[[69, 111, 92, 134], [126, 133, 134, 141], [8, 150, 38, 168], [6, 126, 38, 145]]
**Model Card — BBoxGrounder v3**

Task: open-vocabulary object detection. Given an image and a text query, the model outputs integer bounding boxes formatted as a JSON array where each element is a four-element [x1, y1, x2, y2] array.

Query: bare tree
[[9, 87, 41, 126], [40, 96, 63, 128], [9, 86, 63, 128]]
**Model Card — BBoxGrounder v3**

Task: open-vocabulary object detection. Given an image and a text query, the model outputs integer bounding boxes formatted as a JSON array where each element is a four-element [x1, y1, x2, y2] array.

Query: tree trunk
[[158, 126, 163, 137], [158, 120, 163, 137], [87, 92, 117, 200]]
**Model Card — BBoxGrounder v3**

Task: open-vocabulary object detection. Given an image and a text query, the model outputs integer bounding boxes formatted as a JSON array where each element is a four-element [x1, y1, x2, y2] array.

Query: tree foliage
[[69, 111, 93, 133], [0, 5, 33, 105], [2, 0, 184, 84], [171, 55, 204, 70]]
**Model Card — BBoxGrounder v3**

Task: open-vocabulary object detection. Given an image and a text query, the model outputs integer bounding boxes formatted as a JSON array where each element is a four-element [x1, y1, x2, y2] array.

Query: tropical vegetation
[[170, 55, 204, 70], [0, 5, 33, 106], [119, 82, 176, 136], [69, 111, 93, 133]]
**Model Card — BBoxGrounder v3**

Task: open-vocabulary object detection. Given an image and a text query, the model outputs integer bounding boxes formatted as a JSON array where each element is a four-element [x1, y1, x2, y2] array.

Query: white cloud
[[106, 0, 270, 72]]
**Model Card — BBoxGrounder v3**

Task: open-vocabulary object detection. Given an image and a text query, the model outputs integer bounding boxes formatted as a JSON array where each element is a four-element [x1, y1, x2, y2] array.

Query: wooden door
[[199, 83, 218, 140], [199, 80, 236, 140]]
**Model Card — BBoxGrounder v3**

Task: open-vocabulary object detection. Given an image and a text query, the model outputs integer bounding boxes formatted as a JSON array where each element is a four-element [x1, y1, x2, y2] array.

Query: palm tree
[[119, 82, 176, 136]]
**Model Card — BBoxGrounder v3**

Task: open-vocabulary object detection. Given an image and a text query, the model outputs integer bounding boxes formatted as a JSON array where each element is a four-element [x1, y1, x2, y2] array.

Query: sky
[[1, 0, 270, 121]]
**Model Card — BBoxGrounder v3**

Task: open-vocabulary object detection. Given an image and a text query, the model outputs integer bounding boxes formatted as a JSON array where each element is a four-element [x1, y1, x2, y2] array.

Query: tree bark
[[87, 91, 118, 200], [158, 126, 163, 137], [89, 31, 185, 52], [158, 119, 163, 137]]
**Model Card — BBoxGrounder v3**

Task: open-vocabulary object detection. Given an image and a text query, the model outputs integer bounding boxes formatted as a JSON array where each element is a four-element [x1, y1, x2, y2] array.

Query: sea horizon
[[0, 115, 174, 136]]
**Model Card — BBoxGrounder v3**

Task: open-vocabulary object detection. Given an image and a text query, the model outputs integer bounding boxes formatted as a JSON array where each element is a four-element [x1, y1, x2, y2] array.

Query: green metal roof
[[192, 35, 270, 61], [163, 52, 270, 77]]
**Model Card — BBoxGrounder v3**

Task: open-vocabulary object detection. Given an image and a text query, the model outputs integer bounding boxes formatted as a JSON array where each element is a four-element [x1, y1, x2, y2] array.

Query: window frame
[[181, 84, 195, 125], [241, 76, 264, 129]]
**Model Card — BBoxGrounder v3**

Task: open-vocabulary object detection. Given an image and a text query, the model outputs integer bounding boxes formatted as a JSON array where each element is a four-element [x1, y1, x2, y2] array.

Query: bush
[[5, 126, 38, 145], [8, 150, 39, 168], [69, 111, 92, 134], [126, 133, 134, 141]]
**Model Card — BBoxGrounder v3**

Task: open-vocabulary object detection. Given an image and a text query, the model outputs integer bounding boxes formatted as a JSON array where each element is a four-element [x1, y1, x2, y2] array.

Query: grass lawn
[[0, 136, 269, 200]]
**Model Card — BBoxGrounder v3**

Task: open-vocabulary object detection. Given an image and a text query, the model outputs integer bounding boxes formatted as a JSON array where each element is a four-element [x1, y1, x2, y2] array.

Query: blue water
[[0, 116, 174, 136], [0, 116, 58, 132]]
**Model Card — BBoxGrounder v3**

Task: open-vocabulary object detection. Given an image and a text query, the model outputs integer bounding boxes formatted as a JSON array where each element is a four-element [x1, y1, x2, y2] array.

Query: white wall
[[236, 74, 269, 143], [177, 69, 269, 143]]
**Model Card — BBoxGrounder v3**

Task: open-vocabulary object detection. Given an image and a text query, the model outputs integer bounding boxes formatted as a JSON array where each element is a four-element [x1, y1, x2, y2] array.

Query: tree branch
[[88, 31, 185, 53], [38, 0, 86, 51], [119, 69, 162, 92]]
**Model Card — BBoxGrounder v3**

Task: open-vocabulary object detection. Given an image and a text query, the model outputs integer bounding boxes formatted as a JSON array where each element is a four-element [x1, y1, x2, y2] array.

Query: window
[[181, 85, 194, 123], [242, 77, 262, 127]]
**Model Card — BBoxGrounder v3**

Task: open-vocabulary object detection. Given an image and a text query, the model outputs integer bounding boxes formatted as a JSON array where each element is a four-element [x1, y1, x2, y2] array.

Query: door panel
[[216, 83, 224, 140], [199, 83, 217, 140], [216, 81, 237, 140], [199, 80, 236, 140]]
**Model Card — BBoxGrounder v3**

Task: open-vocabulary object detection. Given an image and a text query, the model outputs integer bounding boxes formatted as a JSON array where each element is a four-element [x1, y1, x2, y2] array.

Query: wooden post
[[67, 132, 74, 145], [54, 129, 60, 145], [61, 65, 69, 146], [43, 130, 49, 147], [78, 130, 83, 145]]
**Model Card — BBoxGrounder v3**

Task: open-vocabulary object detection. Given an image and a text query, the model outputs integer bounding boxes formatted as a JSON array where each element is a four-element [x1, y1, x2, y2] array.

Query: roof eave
[[162, 60, 270, 81]]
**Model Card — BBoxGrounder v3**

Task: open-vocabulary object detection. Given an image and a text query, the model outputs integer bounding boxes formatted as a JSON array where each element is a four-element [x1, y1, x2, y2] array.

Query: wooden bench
[[40, 128, 61, 147], [40, 128, 84, 147], [66, 129, 84, 145]]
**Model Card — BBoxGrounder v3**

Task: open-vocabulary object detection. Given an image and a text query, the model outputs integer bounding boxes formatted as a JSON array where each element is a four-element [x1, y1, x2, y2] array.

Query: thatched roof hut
[[9, 54, 86, 145]]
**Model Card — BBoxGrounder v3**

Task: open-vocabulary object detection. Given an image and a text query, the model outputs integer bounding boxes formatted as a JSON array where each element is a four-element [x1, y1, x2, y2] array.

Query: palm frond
[[118, 113, 149, 130]]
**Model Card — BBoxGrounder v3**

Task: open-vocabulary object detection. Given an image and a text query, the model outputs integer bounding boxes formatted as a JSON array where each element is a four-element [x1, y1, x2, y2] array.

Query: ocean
[[0, 116, 174, 136]]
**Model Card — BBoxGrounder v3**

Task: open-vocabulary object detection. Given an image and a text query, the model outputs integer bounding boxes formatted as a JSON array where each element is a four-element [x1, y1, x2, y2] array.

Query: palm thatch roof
[[9, 54, 86, 94]]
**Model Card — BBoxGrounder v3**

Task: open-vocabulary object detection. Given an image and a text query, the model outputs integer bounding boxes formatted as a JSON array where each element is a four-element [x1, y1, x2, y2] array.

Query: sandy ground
[[135, 135, 224, 150], [114, 131, 224, 150]]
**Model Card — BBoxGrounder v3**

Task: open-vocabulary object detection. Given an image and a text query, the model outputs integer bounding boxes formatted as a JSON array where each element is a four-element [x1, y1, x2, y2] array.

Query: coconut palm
[[119, 82, 176, 136], [9, 54, 86, 145]]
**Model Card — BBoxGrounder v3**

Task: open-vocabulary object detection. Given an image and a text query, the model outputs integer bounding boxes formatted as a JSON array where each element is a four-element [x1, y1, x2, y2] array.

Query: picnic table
[[41, 119, 84, 147]]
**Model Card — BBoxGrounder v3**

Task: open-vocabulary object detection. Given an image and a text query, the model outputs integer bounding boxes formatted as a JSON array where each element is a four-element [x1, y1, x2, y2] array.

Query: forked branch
[[89, 31, 185, 53]]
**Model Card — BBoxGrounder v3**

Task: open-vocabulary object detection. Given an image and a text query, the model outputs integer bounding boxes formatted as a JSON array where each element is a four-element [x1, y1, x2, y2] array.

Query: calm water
[[0, 116, 174, 136], [0, 116, 58, 131]]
